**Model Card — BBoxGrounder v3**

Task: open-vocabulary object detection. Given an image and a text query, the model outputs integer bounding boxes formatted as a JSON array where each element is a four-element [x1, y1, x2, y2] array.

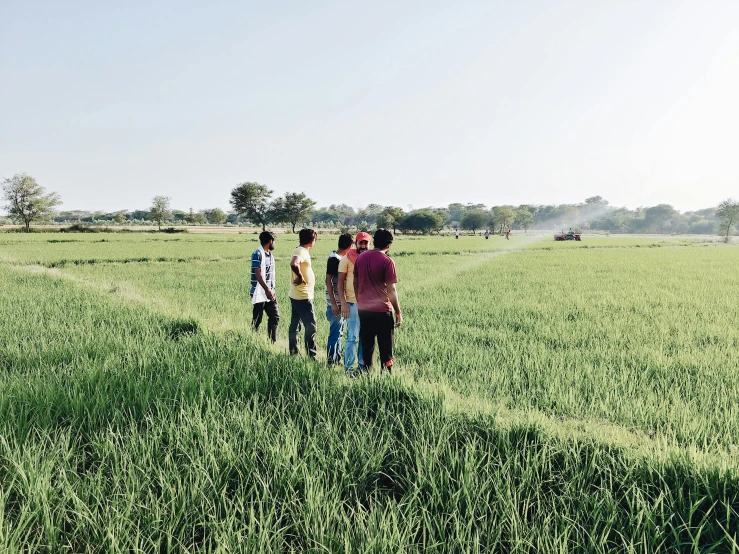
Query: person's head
[[259, 231, 276, 251], [373, 228, 394, 251], [337, 233, 353, 252], [355, 231, 371, 253], [298, 228, 318, 248]]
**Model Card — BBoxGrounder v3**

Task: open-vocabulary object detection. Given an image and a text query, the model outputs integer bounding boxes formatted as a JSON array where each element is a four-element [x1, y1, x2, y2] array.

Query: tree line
[[3, 174, 739, 241]]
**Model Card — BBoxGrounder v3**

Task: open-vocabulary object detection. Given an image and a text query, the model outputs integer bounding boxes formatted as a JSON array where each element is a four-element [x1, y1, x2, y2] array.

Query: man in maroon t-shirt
[[353, 228, 402, 371]]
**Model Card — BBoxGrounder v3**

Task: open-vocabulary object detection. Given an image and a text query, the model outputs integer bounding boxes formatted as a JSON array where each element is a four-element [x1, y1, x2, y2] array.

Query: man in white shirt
[[251, 231, 279, 342]]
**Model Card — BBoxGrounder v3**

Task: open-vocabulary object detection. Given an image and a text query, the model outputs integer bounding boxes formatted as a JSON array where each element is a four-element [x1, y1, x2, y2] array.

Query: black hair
[[338, 233, 354, 250], [298, 228, 317, 246], [259, 231, 276, 246], [373, 228, 394, 249]]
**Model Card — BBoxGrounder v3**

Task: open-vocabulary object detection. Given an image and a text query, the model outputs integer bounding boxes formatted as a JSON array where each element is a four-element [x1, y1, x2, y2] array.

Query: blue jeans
[[325, 305, 345, 365], [344, 302, 363, 371]]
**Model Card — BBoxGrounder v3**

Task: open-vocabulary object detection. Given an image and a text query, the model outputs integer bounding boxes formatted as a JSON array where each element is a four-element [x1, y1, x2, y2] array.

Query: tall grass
[[53, 240, 739, 451], [1, 236, 738, 552]]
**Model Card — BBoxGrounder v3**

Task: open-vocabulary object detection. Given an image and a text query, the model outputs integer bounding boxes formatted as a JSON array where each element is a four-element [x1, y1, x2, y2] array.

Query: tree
[[644, 204, 677, 233], [327, 204, 357, 225], [460, 209, 487, 234], [605, 208, 632, 233], [131, 209, 151, 221], [188, 208, 206, 225], [491, 206, 516, 234], [311, 207, 338, 224], [516, 208, 534, 233], [580, 196, 610, 222], [583, 196, 609, 210], [272, 192, 316, 233], [398, 209, 445, 234], [563, 205, 579, 227], [204, 208, 228, 225], [230, 182, 275, 231], [716, 198, 739, 243], [433, 207, 450, 225], [376, 206, 405, 233], [55, 210, 90, 223], [172, 210, 189, 222], [446, 203, 466, 226], [150, 196, 172, 231], [113, 211, 127, 225], [2, 173, 62, 232], [357, 203, 383, 225]]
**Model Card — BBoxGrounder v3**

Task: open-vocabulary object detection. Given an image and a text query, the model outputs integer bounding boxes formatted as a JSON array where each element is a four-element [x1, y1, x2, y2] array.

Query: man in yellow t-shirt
[[289, 228, 318, 358], [338, 231, 371, 375]]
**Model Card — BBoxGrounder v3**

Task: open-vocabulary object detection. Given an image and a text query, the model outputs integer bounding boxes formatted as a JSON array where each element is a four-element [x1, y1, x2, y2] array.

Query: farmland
[[1, 231, 738, 552]]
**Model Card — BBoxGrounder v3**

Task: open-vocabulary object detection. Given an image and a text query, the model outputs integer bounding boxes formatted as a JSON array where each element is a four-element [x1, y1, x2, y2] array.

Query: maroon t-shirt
[[355, 249, 398, 312]]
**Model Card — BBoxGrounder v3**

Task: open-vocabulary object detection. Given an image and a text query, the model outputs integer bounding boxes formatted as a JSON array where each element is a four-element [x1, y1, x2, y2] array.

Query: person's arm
[[338, 272, 350, 319], [353, 265, 360, 303], [254, 268, 275, 301], [290, 254, 304, 285], [388, 283, 402, 327], [385, 258, 401, 326], [325, 273, 340, 316]]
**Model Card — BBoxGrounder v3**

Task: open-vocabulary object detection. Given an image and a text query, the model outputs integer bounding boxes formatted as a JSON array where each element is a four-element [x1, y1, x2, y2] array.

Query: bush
[[60, 224, 113, 233], [397, 209, 445, 234], [1, 227, 57, 233]]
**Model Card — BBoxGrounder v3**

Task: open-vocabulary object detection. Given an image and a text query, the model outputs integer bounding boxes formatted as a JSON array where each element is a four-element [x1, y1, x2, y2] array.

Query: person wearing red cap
[[338, 231, 371, 375], [353, 228, 402, 372]]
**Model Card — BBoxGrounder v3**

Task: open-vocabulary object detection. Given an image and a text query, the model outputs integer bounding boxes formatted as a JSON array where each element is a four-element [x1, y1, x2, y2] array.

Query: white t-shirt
[[250, 245, 276, 304]]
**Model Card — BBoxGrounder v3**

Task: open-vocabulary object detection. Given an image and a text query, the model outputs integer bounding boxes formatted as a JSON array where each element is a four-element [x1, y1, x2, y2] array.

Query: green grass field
[[1, 232, 737, 552]]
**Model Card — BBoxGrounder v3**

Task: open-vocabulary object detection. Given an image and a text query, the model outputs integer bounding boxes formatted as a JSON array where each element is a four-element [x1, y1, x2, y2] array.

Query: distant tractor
[[554, 230, 581, 241]]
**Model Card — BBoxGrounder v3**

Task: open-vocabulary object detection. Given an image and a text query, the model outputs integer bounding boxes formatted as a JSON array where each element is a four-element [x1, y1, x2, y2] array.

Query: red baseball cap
[[355, 231, 372, 243]]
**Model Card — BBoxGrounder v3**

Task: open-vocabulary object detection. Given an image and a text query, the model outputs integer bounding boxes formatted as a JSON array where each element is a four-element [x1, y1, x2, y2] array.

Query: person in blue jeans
[[338, 231, 371, 376], [325, 233, 353, 365]]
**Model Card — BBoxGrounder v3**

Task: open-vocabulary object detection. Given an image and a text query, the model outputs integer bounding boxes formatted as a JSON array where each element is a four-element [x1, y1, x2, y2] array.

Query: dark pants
[[359, 310, 395, 369], [252, 300, 279, 342], [289, 298, 317, 358]]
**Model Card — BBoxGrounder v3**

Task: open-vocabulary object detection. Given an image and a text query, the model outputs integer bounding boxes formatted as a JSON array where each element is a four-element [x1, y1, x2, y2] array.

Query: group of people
[[455, 229, 512, 239], [249, 228, 402, 376]]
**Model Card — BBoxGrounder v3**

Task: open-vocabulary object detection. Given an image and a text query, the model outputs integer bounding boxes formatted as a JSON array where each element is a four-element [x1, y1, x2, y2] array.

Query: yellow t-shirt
[[289, 246, 315, 300], [338, 255, 357, 303]]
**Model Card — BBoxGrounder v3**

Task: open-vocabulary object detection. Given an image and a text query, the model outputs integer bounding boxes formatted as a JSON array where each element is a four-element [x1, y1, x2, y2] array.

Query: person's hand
[[293, 274, 304, 286], [268, 291, 276, 302], [395, 312, 403, 328], [341, 304, 350, 319], [331, 304, 340, 317]]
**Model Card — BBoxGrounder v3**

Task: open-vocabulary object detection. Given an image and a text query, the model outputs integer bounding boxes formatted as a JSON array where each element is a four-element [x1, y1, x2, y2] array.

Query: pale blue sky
[[2, 0, 738, 213]]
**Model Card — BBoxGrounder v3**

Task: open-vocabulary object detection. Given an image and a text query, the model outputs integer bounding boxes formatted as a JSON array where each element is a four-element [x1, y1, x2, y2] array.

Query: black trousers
[[252, 300, 279, 343], [359, 310, 395, 369], [289, 298, 317, 358]]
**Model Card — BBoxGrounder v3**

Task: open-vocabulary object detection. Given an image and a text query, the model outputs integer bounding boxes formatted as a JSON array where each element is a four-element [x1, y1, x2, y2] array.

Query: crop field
[[1, 232, 738, 552]]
